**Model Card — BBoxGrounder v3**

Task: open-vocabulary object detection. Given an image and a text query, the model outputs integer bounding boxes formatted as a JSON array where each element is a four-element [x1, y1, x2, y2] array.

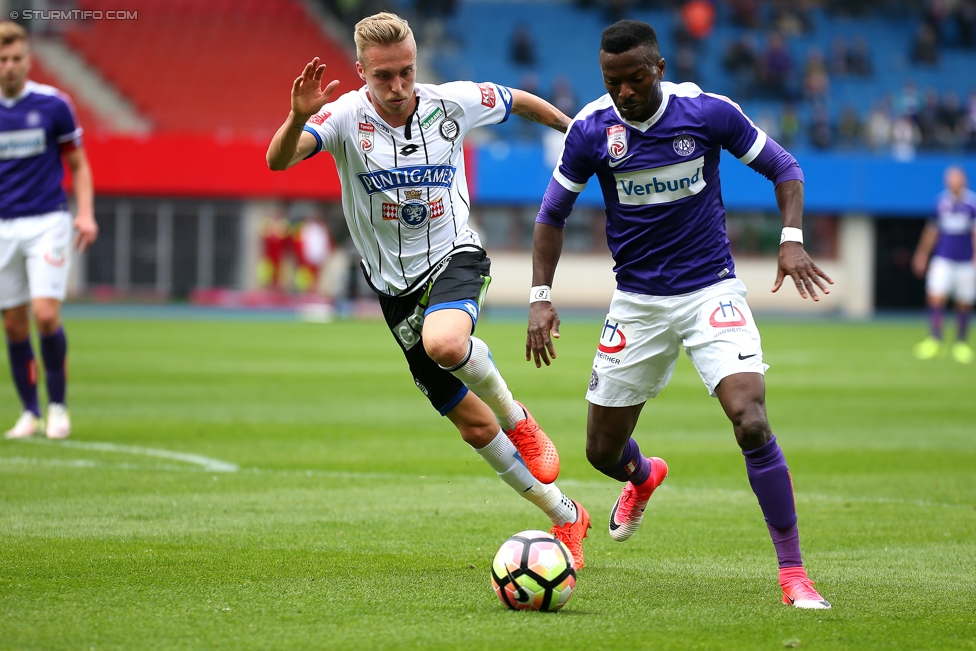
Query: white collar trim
[[613, 85, 671, 133]]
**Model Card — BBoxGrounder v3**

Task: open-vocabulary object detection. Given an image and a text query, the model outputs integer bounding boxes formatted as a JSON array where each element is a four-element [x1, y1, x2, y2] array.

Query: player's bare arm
[[64, 147, 97, 252], [527, 222, 565, 367], [267, 57, 340, 171], [510, 89, 571, 133], [912, 223, 939, 277], [771, 180, 834, 301]]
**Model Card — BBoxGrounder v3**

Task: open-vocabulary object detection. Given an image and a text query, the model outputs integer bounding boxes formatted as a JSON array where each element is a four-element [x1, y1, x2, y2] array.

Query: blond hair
[[0, 20, 27, 47], [354, 12, 414, 61]]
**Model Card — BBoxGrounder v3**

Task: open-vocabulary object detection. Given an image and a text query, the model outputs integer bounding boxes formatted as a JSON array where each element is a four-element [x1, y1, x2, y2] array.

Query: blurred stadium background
[[5, 0, 976, 318]]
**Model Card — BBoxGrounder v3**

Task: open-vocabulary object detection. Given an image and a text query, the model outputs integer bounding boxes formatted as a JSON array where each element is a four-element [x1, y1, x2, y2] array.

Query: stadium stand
[[58, 0, 361, 136], [26, 57, 108, 134], [430, 0, 976, 150]]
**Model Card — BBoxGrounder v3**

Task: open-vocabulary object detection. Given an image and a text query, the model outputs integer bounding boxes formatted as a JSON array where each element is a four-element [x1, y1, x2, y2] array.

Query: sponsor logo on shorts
[[414, 379, 429, 396], [598, 320, 627, 353], [596, 319, 626, 365], [709, 300, 747, 328], [43, 246, 67, 267]]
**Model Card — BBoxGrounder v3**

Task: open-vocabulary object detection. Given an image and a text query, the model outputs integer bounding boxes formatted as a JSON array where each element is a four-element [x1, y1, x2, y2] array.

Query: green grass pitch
[[1, 312, 974, 650]]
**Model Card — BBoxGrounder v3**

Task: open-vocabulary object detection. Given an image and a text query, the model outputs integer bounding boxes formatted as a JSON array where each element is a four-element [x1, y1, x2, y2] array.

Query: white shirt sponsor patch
[[615, 156, 706, 206], [0, 128, 45, 160]]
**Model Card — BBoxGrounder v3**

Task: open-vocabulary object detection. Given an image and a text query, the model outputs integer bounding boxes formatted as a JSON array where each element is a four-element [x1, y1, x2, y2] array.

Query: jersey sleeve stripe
[[738, 130, 767, 165], [554, 167, 587, 193], [302, 125, 323, 158], [55, 127, 83, 144]]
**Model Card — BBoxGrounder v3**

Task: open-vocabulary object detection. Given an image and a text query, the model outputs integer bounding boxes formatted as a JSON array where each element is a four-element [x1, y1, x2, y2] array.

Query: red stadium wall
[[81, 134, 477, 201]]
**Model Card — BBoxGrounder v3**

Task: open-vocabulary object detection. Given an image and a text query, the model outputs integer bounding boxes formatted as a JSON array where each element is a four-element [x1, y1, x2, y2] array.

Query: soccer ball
[[491, 530, 576, 611]]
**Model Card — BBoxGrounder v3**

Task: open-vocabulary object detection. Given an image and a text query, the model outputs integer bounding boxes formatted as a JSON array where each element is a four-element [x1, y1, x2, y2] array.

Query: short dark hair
[[600, 20, 660, 58]]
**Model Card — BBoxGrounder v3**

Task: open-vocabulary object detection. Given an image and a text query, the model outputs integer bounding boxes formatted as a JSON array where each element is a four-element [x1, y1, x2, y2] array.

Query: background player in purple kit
[[911, 166, 976, 364], [1, 21, 97, 439], [526, 20, 833, 608]]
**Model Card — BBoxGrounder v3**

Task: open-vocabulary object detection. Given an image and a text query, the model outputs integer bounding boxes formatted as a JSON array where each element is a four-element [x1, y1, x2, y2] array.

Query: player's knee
[[424, 332, 470, 369], [733, 411, 772, 450], [2, 310, 30, 342], [33, 310, 61, 336], [458, 420, 499, 448]]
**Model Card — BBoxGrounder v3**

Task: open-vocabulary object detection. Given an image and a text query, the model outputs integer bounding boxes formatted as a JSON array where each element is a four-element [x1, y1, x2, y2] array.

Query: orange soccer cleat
[[504, 401, 560, 484], [551, 501, 591, 570]]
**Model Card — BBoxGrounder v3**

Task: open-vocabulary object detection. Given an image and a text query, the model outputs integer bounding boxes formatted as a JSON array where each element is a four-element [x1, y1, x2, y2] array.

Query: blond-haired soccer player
[[1, 21, 97, 439], [267, 12, 590, 567]]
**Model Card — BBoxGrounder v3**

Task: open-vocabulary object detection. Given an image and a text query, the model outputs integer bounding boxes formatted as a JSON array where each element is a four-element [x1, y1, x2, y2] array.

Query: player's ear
[[356, 61, 366, 81]]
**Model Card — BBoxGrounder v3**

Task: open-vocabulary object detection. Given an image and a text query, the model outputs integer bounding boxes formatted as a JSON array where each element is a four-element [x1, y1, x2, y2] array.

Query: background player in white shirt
[[266, 13, 591, 567], [1, 21, 97, 439], [911, 166, 976, 364]]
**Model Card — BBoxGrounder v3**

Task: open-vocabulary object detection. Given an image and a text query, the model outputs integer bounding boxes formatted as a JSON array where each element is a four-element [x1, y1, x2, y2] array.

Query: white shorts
[[0, 211, 73, 310], [927, 256, 976, 304], [586, 278, 769, 406]]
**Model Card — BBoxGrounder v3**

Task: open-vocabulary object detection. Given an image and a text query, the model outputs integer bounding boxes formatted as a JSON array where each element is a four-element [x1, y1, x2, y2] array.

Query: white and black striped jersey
[[303, 81, 513, 296]]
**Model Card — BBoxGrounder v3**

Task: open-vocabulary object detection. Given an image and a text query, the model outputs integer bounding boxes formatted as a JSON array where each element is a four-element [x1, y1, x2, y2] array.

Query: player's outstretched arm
[[267, 57, 340, 171], [771, 180, 834, 301], [64, 147, 97, 252], [510, 89, 571, 134], [527, 222, 565, 367]]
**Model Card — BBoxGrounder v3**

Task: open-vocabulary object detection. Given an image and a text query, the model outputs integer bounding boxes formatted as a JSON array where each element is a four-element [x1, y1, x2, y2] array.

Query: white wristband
[[780, 227, 804, 245], [530, 285, 551, 303]]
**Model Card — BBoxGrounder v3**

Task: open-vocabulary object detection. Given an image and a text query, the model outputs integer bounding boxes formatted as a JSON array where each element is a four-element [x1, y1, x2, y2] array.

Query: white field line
[[11, 439, 238, 472], [1, 443, 970, 511]]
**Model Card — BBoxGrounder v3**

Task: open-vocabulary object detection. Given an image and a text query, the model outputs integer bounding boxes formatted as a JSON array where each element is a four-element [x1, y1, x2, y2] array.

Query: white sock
[[443, 337, 524, 430], [474, 431, 578, 526]]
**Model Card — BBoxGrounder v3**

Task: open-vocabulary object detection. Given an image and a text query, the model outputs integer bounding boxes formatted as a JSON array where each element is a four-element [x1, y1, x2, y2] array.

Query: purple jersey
[[539, 82, 801, 296], [932, 189, 976, 262], [0, 80, 83, 219]]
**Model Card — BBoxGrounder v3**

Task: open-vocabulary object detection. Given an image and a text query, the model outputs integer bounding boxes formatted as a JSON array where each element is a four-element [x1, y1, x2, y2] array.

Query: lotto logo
[[478, 83, 496, 108]]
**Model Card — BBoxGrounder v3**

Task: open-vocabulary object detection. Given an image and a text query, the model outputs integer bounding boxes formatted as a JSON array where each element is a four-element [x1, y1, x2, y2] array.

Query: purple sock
[[40, 328, 67, 405], [7, 338, 40, 417], [957, 310, 970, 341], [929, 306, 944, 340], [596, 438, 651, 485], [743, 435, 803, 568]]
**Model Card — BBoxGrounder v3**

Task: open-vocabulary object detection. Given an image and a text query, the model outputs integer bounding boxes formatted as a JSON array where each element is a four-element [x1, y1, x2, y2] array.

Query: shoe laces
[[781, 568, 822, 600], [507, 419, 541, 455]]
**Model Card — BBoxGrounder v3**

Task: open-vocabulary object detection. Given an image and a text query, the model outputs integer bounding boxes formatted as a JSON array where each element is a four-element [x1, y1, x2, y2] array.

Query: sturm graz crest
[[439, 118, 460, 141], [673, 134, 696, 156]]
